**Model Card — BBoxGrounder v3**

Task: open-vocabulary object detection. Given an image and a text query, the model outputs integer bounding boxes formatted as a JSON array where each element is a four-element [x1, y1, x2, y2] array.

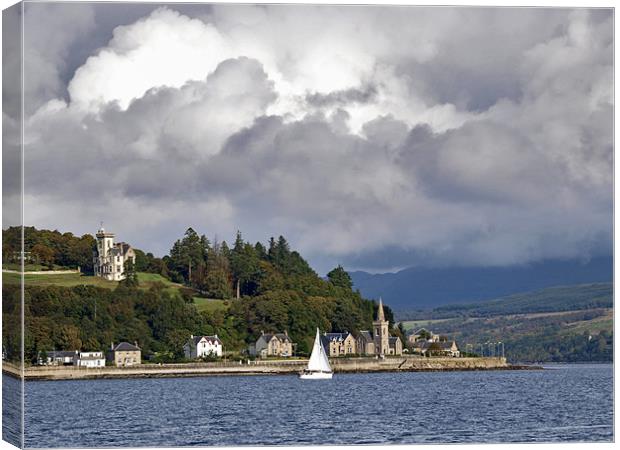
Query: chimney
[[111, 342, 114, 351], [261, 330, 265, 335], [284, 330, 288, 336], [190, 334, 193, 339], [134, 341, 138, 348]]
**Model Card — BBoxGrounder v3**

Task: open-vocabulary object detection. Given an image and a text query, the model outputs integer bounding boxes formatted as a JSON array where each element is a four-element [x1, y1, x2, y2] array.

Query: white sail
[[306, 328, 332, 372]]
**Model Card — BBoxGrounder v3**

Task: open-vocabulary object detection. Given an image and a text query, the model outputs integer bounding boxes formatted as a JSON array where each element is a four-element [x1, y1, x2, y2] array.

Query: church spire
[[377, 297, 386, 322]]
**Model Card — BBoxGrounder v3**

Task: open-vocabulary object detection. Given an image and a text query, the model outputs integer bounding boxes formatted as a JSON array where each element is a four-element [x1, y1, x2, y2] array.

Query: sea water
[[5, 363, 613, 447]]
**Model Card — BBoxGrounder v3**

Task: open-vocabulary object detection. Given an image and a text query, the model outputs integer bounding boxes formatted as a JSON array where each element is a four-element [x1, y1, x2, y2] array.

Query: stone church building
[[93, 226, 135, 281], [357, 298, 403, 356]]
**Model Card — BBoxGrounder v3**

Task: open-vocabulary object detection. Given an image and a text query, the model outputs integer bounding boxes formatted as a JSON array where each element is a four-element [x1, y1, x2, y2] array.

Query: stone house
[[93, 227, 136, 281], [250, 331, 294, 358], [184, 335, 223, 359], [108, 342, 141, 366], [321, 332, 357, 357]]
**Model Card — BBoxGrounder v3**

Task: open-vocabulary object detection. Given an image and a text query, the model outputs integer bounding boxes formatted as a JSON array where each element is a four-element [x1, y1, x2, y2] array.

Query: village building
[[411, 340, 460, 357], [321, 332, 357, 357], [407, 328, 448, 345], [108, 342, 141, 366], [184, 335, 223, 359], [93, 226, 136, 281], [75, 351, 106, 368], [356, 331, 376, 355], [45, 350, 78, 366], [249, 331, 294, 358], [357, 298, 403, 356]]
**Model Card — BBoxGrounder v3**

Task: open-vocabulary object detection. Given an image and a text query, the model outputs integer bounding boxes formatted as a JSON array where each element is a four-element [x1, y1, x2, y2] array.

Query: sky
[[2, 3, 613, 274]]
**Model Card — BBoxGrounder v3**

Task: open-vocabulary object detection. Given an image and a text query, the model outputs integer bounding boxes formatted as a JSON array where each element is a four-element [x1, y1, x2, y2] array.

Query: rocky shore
[[3, 356, 541, 381]]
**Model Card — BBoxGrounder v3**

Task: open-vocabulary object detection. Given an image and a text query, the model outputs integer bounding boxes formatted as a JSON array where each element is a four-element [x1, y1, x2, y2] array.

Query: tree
[[230, 232, 262, 298], [169, 228, 209, 285], [31, 243, 55, 267], [327, 265, 353, 290], [204, 241, 233, 299], [121, 259, 139, 287]]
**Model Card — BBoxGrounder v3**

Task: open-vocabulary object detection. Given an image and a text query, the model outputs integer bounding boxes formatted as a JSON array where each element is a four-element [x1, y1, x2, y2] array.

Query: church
[[356, 298, 403, 356], [93, 226, 136, 281]]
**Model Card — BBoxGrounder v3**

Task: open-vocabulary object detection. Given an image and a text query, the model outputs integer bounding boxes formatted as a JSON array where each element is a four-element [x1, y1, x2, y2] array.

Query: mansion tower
[[93, 227, 135, 281]]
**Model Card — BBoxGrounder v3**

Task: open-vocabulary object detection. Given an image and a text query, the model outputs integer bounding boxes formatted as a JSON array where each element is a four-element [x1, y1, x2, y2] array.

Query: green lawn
[[3, 271, 116, 288], [192, 297, 229, 313], [3, 270, 187, 294]]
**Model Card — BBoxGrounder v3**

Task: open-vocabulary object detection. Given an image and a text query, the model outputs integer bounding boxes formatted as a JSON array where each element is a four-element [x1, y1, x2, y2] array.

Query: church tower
[[373, 297, 390, 355]]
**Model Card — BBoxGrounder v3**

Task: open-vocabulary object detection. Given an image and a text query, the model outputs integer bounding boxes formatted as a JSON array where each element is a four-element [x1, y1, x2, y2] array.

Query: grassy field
[[4, 271, 186, 294], [4, 269, 231, 314], [192, 297, 229, 313], [3, 271, 116, 288]]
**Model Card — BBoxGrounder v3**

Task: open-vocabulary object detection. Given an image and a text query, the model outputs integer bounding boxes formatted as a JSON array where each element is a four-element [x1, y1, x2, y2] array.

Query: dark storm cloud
[[15, 5, 613, 273]]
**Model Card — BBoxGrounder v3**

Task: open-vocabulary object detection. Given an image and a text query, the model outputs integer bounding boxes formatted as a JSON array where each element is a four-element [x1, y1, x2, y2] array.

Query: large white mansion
[[93, 227, 135, 281]]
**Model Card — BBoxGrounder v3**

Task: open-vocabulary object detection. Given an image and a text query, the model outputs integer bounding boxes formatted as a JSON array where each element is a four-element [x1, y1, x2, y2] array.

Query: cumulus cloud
[[13, 5, 613, 273]]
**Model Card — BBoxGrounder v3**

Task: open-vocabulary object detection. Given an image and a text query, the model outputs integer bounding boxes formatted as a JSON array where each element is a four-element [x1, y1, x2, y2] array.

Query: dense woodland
[[2, 227, 400, 363]]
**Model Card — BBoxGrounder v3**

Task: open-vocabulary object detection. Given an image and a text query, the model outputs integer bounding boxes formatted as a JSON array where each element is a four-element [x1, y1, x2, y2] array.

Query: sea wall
[[3, 356, 516, 381]]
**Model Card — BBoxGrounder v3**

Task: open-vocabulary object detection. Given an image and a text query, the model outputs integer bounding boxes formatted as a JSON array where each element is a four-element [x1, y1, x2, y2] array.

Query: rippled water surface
[[15, 364, 614, 447]]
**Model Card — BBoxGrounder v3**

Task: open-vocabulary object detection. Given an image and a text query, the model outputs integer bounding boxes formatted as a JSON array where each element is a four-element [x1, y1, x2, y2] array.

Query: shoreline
[[2, 356, 542, 381]]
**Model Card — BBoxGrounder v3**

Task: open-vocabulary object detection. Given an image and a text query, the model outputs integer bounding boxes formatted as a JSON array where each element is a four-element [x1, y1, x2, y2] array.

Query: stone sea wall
[[3, 356, 526, 381]]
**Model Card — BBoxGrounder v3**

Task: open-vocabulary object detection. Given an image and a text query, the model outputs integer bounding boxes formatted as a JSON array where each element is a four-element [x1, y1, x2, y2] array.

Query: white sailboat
[[300, 328, 333, 379]]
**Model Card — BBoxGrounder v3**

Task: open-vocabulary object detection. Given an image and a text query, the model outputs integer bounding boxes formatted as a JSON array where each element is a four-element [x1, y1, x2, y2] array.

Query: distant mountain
[[349, 256, 613, 310]]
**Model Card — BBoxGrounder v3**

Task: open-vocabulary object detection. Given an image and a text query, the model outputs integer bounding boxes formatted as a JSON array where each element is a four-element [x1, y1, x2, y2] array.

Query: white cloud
[[16, 5, 613, 273]]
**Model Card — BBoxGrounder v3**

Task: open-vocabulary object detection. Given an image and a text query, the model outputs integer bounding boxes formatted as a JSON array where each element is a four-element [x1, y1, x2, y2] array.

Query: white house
[[45, 350, 78, 365], [184, 335, 223, 359], [75, 351, 106, 368], [93, 227, 136, 281]]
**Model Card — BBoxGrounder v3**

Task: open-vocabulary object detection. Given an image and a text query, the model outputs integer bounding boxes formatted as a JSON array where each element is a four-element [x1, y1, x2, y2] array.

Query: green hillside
[[3, 227, 398, 365], [399, 282, 612, 320], [399, 283, 613, 363]]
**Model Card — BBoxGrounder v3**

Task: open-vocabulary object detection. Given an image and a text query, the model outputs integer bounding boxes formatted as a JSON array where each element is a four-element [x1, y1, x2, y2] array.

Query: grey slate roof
[[324, 332, 350, 342], [357, 331, 373, 342], [388, 336, 401, 346], [260, 333, 291, 343], [113, 342, 140, 351], [190, 335, 222, 346], [47, 351, 77, 358]]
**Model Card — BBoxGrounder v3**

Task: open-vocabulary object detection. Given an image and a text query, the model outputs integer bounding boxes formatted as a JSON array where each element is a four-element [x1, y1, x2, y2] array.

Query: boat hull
[[299, 371, 333, 380]]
